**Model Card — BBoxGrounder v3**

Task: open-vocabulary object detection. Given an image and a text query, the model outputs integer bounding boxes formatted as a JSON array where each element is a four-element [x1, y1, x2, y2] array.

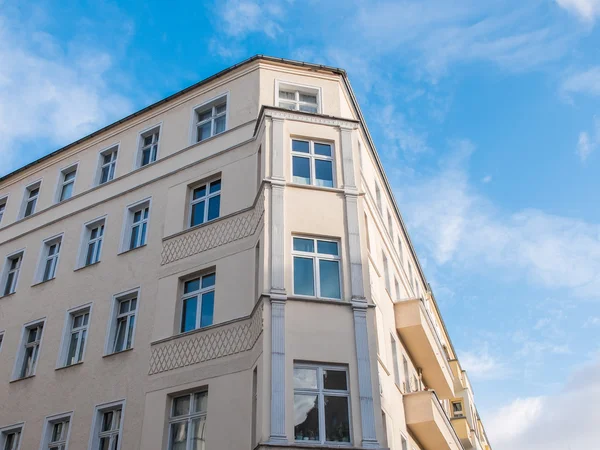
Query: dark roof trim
[[0, 55, 345, 184]]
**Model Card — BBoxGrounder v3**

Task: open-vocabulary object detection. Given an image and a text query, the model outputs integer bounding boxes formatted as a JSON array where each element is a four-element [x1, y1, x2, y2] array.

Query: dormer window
[[277, 82, 320, 113]]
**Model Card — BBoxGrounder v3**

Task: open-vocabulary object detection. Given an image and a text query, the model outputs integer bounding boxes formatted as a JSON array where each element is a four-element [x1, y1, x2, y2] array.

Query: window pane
[[207, 195, 220, 221], [200, 291, 214, 327], [292, 156, 310, 185], [197, 121, 212, 142], [129, 225, 139, 250], [99, 437, 110, 450], [102, 412, 113, 431], [141, 148, 151, 166], [293, 367, 318, 389], [140, 222, 147, 246], [324, 396, 350, 442], [126, 315, 135, 349], [193, 186, 206, 199], [60, 182, 73, 201], [216, 103, 226, 114], [299, 93, 317, 103], [191, 201, 205, 227], [4, 272, 14, 295], [317, 240, 338, 256], [293, 256, 315, 296], [299, 104, 318, 113], [100, 166, 110, 183], [194, 391, 208, 413], [215, 116, 226, 135], [181, 297, 198, 332], [209, 180, 221, 193], [292, 140, 310, 153], [294, 394, 319, 442], [314, 143, 332, 156], [77, 330, 86, 361], [119, 300, 130, 315], [319, 260, 341, 299], [184, 279, 200, 293], [67, 333, 78, 365], [279, 90, 295, 100], [315, 159, 333, 188], [190, 417, 207, 450], [170, 422, 188, 450], [25, 198, 36, 216], [323, 369, 347, 390], [279, 101, 296, 110], [293, 237, 314, 252], [173, 395, 191, 416], [201, 273, 216, 288], [114, 318, 126, 352], [43, 259, 54, 280]]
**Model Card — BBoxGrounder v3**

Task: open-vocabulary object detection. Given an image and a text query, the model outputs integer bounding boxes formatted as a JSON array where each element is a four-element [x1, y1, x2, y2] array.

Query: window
[[42, 414, 71, 450], [90, 402, 123, 450], [397, 237, 404, 265], [193, 96, 227, 142], [168, 391, 207, 450], [180, 273, 215, 333], [364, 214, 371, 253], [291, 139, 334, 188], [382, 252, 391, 294], [387, 211, 393, 237], [0, 197, 7, 224], [120, 199, 151, 252], [292, 237, 341, 300], [278, 84, 319, 113], [251, 368, 258, 447], [15, 321, 44, 379], [138, 126, 160, 167], [60, 307, 90, 367], [77, 218, 106, 268], [2, 252, 23, 296], [391, 335, 400, 387], [394, 277, 400, 301], [452, 401, 464, 418], [37, 235, 62, 282], [408, 264, 414, 296], [293, 364, 350, 444], [189, 180, 221, 228], [22, 181, 41, 218], [375, 183, 382, 213], [98, 146, 118, 185], [402, 355, 410, 392], [401, 434, 408, 450], [108, 291, 138, 354], [57, 165, 77, 202], [0, 331, 4, 352], [1, 425, 23, 450]]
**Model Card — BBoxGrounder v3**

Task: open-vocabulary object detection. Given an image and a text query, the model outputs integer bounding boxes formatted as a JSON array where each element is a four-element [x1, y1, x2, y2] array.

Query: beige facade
[[0, 56, 492, 450]]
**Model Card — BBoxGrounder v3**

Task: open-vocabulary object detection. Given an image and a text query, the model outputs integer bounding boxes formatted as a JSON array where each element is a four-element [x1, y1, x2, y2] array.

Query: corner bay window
[[293, 237, 341, 300], [169, 391, 207, 450], [181, 273, 215, 333], [294, 364, 351, 444], [291, 139, 334, 188], [189, 180, 221, 228]]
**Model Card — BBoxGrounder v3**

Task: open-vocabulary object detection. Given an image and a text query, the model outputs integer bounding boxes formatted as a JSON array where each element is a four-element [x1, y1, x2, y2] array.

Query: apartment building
[[0, 55, 492, 450]]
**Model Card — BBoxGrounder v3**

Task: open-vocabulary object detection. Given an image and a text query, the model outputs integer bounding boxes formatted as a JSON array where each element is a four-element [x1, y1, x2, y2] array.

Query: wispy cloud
[[576, 116, 600, 162], [459, 345, 510, 380], [218, 0, 286, 39], [556, 0, 600, 23], [562, 66, 600, 97]]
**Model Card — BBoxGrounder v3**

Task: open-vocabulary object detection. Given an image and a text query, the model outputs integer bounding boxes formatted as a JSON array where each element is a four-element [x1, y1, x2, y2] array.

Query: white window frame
[[96, 144, 119, 186], [76, 216, 106, 269], [0, 423, 24, 450], [35, 234, 63, 284], [167, 390, 208, 450], [452, 400, 465, 418], [0, 195, 8, 225], [119, 198, 151, 253], [275, 80, 322, 114], [292, 236, 342, 300], [1, 249, 25, 297], [293, 363, 352, 445], [290, 138, 336, 188], [39, 412, 73, 450], [87, 400, 125, 450], [104, 288, 140, 355], [189, 93, 229, 144], [12, 318, 46, 380], [180, 272, 216, 333], [20, 180, 42, 219], [188, 178, 221, 229], [55, 163, 78, 203], [57, 304, 92, 368], [135, 124, 162, 169]]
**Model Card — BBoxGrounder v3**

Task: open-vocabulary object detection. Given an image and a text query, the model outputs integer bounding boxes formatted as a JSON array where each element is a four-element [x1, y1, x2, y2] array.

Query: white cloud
[[396, 141, 600, 299], [562, 66, 600, 96], [459, 346, 509, 380], [0, 13, 133, 175], [584, 316, 600, 326], [577, 131, 593, 161], [482, 175, 492, 183], [218, 0, 286, 39], [556, 0, 600, 23], [486, 357, 600, 449]]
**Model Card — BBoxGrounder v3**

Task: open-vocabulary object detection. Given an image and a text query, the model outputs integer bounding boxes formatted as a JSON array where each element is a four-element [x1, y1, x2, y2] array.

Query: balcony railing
[[148, 302, 263, 375]]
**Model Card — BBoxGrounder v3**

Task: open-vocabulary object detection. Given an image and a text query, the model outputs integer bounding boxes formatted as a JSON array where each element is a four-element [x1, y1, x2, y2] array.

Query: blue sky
[[2, 0, 599, 448]]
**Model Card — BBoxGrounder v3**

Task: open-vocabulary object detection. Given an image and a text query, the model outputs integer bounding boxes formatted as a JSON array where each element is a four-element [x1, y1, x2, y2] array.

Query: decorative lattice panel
[[149, 303, 263, 375], [161, 191, 264, 265]]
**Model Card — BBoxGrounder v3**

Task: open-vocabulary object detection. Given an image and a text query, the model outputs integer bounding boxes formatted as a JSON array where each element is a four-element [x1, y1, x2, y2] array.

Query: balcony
[[404, 390, 464, 450], [451, 417, 475, 449], [394, 298, 455, 398], [450, 359, 467, 393]]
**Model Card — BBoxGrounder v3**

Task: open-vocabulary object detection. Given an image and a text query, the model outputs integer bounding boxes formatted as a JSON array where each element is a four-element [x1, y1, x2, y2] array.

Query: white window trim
[[118, 198, 152, 254], [54, 162, 79, 204], [188, 92, 230, 145], [180, 272, 216, 333], [34, 233, 63, 284], [104, 287, 140, 355], [96, 143, 120, 186], [291, 236, 342, 300], [134, 123, 162, 169], [76, 216, 107, 269], [290, 138, 336, 188], [187, 177, 221, 229], [11, 317, 46, 381], [56, 303, 93, 368], [1, 248, 25, 297], [19, 179, 42, 219], [87, 399, 125, 450], [293, 363, 352, 445], [0, 194, 9, 226], [275, 79, 322, 114], [0, 422, 25, 450], [39, 411, 73, 450]]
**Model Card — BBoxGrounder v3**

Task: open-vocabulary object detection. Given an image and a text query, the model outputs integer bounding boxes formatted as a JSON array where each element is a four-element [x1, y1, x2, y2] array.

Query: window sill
[[292, 441, 353, 448], [117, 244, 147, 256], [288, 183, 344, 194], [10, 374, 35, 383], [0, 291, 16, 299], [31, 277, 56, 288], [103, 347, 134, 358], [74, 261, 101, 272], [55, 361, 84, 371], [288, 295, 347, 306]]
